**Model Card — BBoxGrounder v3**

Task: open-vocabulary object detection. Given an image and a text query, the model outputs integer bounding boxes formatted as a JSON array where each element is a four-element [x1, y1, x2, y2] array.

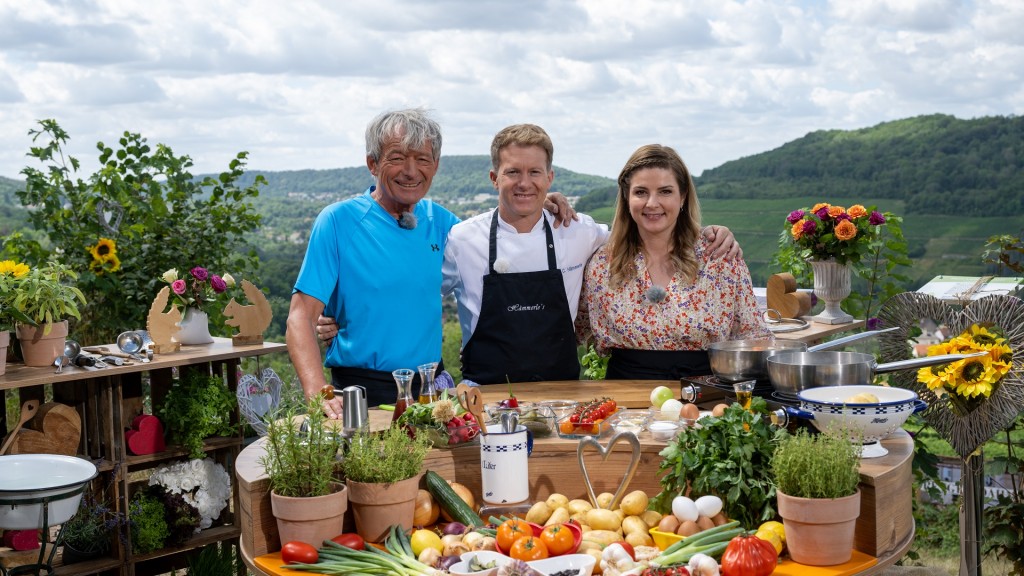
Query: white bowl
[[789, 385, 925, 458], [449, 551, 509, 576], [0, 454, 98, 529], [450, 551, 596, 576]]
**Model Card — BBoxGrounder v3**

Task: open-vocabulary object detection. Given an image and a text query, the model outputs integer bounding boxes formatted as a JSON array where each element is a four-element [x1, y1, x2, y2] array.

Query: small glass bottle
[[392, 369, 415, 423], [417, 362, 439, 404]]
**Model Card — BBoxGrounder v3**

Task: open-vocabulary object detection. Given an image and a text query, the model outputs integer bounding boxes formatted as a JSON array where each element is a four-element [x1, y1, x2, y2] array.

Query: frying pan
[[708, 327, 899, 382], [767, 349, 988, 398]]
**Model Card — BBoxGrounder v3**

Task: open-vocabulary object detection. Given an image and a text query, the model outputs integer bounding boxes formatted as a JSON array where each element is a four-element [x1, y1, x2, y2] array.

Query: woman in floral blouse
[[578, 144, 770, 379]]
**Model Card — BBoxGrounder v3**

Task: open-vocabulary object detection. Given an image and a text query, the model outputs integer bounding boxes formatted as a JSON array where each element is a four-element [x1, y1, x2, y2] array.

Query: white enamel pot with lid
[[0, 454, 98, 529]]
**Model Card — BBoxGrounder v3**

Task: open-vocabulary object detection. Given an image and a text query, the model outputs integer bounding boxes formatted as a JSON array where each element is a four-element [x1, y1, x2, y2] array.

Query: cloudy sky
[[0, 0, 1020, 182]]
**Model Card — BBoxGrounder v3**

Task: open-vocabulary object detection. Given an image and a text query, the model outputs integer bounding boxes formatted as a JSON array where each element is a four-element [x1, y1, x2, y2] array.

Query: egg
[[660, 399, 684, 421], [694, 495, 723, 518], [671, 495, 699, 523], [711, 403, 729, 417], [680, 403, 700, 421]]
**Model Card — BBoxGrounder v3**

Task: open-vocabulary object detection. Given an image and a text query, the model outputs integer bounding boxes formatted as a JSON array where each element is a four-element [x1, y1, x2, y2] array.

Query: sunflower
[[947, 356, 1000, 399], [834, 220, 857, 241], [0, 260, 30, 278], [89, 238, 117, 262], [965, 324, 1001, 347]]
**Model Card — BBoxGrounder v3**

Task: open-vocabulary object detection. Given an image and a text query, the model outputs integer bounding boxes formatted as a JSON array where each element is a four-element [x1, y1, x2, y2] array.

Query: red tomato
[[330, 533, 365, 550], [281, 541, 318, 564], [720, 534, 777, 576], [613, 540, 636, 561]]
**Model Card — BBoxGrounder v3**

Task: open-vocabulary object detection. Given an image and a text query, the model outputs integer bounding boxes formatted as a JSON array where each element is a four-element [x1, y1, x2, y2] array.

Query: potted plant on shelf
[[342, 424, 431, 543], [0, 259, 33, 375], [60, 491, 127, 564], [9, 260, 86, 367], [772, 426, 863, 566], [259, 395, 347, 549], [158, 371, 239, 459]]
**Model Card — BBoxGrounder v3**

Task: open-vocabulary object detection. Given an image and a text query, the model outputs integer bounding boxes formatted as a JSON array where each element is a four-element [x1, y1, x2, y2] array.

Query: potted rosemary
[[342, 424, 431, 543], [772, 426, 863, 566], [259, 395, 346, 549]]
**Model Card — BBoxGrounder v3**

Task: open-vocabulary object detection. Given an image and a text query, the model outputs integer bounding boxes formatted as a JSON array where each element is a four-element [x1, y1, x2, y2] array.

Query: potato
[[586, 508, 622, 532], [526, 500, 553, 524], [582, 529, 624, 548], [657, 514, 680, 534], [625, 530, 654, 548], [545, 493, 570, 510], [641, 510, 663, 528], [570, 511, 590, 526], [619, 490, 649, 516], [596, 492, 615, 509], [676, 520, 700, 537], [621, 515, 648, 536], [576, 540, 602, 553], [585, 549, 604, 575], [696, 515, 715, 532], [544, 506, 570, 527], [568, 499, 594, 515], [613, 508, 625, 522]]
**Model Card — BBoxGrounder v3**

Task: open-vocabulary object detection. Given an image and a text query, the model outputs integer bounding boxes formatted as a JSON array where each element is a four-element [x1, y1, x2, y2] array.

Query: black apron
[[461, 212, 580, 384], [606, 348, 711, 380]]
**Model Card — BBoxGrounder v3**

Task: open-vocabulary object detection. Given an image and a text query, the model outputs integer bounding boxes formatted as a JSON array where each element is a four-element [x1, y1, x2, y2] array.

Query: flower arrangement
[[785, 203, 888, 265], [160, 266, 235, 311], [149, 458, 231, 530], [87, 237, 121, 274], [917, 323, 1013, 406]]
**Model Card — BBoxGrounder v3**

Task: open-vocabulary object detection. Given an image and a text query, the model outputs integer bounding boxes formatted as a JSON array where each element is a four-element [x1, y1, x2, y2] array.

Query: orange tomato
[[496, 518, 531, 552], [509, 535, 549, 561], [540, 524, 575, 556], [559, 420, 576, 434]]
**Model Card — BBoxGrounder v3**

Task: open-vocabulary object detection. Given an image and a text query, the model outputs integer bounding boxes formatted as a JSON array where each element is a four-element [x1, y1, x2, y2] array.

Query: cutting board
[[774, 549, 878, 575], [8, 402, 82, 456]]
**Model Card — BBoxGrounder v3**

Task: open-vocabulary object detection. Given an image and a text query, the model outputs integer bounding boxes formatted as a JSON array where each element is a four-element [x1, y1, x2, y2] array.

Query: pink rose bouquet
[[160, 267, 236, 311]]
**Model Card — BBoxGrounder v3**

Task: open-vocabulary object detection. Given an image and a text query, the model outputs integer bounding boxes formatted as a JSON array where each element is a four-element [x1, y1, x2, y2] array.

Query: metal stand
[[959, 451, 984, 576], [0, 483, 87, 576]]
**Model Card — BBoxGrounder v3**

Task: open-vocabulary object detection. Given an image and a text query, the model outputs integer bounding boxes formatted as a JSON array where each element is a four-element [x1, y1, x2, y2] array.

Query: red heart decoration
[[127, 414, 166, 455]]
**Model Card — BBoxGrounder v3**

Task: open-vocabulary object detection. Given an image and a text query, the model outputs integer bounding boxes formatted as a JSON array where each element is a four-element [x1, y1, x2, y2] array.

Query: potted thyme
[[60, 491, 127, 564], [773, 426, 863, 566]]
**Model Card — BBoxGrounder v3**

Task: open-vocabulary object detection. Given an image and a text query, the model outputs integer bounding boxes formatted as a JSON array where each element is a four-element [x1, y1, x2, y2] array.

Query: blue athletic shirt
[[293, 187, 460, 372]]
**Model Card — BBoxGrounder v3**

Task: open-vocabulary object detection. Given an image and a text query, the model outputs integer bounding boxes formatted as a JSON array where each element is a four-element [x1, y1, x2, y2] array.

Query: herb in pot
[[651, 397, 785, 528], [159, 371, 238, 459]]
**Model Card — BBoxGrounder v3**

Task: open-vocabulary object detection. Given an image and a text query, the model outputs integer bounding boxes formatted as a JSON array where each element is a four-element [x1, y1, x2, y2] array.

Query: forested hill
[[696, 114, 1024, 216]]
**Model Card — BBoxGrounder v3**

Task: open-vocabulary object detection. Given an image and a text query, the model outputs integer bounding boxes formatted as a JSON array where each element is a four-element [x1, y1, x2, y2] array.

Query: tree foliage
[[7, 119, 265, 343]]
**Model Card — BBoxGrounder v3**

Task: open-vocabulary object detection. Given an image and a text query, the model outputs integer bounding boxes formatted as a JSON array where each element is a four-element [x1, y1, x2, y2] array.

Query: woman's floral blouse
[[578, 237, 771, 354]]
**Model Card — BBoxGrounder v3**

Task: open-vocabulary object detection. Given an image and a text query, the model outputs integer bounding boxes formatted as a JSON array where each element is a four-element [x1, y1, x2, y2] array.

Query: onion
[[437, 555, 461, 571], [462, 531, 484, 547], [418, 547, 442, 567], [444, 541, 471, 557], [444, 522, 468, 536], [414, 489, 440, 526], [472, 536, 497, 551], [441, 482, 477, 522], [441, 534, 463, 549]]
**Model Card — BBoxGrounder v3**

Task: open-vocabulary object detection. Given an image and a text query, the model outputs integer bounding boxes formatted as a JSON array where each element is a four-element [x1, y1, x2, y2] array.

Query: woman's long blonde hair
[[607, 144, 702, 289]]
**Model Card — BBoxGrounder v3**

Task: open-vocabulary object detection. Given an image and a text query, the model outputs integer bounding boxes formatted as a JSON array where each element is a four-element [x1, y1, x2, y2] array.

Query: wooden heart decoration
[[127, 414, 166, 455], [576, 431, 641, 510], [10, 402, 81, 456], [766, 273, 812, 319], [877, 293, 1024, 458]]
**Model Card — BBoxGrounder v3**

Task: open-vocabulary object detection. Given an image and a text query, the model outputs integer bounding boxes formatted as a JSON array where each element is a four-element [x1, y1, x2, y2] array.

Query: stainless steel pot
[[767, 350, 988, 398], [708, 327, 899, 382]]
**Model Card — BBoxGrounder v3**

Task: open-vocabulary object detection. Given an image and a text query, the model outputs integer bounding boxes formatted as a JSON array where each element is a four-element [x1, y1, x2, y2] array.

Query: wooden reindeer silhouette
[[224, 280, 272, 345], [147, 286, 182, 354]]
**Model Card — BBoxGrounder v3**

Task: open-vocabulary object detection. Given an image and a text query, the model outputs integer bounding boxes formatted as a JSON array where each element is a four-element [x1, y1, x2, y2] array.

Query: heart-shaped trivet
[[127, 414, 166, 455], [577, 431, 641, 510], [877, 293, 1024, 458]]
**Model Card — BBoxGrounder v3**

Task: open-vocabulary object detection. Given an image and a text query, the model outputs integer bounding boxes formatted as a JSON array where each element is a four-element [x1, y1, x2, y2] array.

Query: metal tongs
[[500, 410, 519, 433]]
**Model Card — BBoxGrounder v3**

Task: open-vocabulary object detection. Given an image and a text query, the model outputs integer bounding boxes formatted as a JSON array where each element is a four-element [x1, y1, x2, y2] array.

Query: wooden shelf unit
[[1, 338, 287, 576]]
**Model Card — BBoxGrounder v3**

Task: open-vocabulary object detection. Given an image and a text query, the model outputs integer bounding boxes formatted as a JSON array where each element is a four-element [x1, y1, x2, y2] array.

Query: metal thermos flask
[[341, 385, 368, 436]]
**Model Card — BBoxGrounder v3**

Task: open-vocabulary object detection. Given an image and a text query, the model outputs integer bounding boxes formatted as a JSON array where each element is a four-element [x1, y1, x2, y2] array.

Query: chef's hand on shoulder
[[317, 315, 339, 344], [703, 225, 742, 260], [545, 192, 579, 228]]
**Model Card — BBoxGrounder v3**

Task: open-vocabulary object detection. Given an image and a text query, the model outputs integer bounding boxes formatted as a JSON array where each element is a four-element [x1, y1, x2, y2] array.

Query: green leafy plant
[[182, 542, 240, 576], [158, 372, 238, 459], [0, 259, 33, 331], [773, 426, 862, 499], [652, 398, 785, 527], [580, 344, 608, 380], [12, 119, 265, 343], [983, 412, 1024, 574], [343, 423, 431, 485], [9, 260, 86, 329], [259, 395, 344, 498], [149, 484, 202, 546], [983, 234, 1024, 274], [129, 489, 170, 554], [61, 490, 127, 555]]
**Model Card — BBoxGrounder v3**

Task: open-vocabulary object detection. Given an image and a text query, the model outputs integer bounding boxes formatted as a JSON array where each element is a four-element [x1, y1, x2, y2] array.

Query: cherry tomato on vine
[[281, 541, 318, 564]]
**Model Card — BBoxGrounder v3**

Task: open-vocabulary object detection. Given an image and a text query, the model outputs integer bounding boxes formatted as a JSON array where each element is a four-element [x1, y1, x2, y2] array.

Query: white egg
[[672, 496, 699, 523], [694, 495, 723, 518], [660, 399, 683, 421]]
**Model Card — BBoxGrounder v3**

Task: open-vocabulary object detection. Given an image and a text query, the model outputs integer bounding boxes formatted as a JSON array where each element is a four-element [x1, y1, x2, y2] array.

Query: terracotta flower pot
[[777, 488, 861, 566], [16, 321, 68, 367], [0, 330, 9, 376], [270, 482, 348, 549], [346, 474, 422, 543]]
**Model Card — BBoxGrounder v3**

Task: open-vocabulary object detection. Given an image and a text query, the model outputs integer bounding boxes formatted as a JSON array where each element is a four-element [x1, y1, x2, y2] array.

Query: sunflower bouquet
[[87, 238, 121, 274], [916, 323, 1013, 413], [785, 203, 887, 265]]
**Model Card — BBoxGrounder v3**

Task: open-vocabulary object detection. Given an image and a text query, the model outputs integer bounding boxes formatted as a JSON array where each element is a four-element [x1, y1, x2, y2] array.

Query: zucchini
[[424, 470, 483, 527]]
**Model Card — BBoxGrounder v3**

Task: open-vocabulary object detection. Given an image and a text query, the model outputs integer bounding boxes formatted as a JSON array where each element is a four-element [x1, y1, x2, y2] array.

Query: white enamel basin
[[0, 454, 98, 529]]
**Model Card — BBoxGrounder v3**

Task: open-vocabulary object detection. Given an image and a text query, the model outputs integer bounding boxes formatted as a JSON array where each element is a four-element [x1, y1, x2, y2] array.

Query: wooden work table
[[238, 380, 913, 576]]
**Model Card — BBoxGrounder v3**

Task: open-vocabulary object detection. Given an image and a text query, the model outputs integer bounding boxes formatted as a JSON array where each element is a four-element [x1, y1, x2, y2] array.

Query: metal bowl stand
[[0, 482, 90, 576]]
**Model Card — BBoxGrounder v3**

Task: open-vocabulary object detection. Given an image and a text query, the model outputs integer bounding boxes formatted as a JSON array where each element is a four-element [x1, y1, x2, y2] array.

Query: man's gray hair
[[365, 108, 443, 162]]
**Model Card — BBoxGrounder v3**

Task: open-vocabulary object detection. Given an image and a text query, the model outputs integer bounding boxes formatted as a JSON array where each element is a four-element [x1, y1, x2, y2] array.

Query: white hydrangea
[[149, 458, 231, 530]]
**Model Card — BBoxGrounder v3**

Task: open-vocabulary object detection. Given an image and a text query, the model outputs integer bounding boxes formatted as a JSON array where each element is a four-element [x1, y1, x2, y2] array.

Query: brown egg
[[712, 403, 729, 417], [711, 512, 729, 526], [680, 403, 700, 422], [658, 514, 680, 534], [676, 520, 700, 537], [696, 515, 716, 532]]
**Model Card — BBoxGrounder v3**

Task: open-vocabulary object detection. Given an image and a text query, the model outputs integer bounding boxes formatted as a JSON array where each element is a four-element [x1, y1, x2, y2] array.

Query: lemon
[[410, 529, 443, 556], [758, 520, 786, 545], [755, 529, 783, 555]]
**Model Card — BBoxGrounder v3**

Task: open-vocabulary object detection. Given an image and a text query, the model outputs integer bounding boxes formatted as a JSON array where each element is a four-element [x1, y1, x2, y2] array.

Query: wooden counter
[[238, 380, 913, 575]]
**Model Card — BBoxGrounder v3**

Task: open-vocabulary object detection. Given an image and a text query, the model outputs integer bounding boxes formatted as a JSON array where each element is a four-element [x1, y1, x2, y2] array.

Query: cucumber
[[424, 470, 483, 527]]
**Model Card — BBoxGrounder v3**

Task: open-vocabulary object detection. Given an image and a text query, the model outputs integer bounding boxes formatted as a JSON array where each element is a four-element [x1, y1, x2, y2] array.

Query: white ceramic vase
[[175, 308, 214, 345], [810, 259, 854, 324]]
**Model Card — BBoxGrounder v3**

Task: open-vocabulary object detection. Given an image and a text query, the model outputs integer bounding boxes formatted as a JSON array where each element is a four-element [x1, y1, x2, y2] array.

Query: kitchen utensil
[[63, 339, 82, 362], [0, 454, 98, 529], [577, 431, 641, 510], [708, 327, 900, 382], [480, 422, 532, 504], [341, 385, 368, 436], [53, 355, 70, 374], [500, 410, 519, 433], [0, 400, 39, 456], [774, 385, 926, 458], [116, 330, 144, 355], [456, 383, 485, 435], [767, 349, 988, 398]]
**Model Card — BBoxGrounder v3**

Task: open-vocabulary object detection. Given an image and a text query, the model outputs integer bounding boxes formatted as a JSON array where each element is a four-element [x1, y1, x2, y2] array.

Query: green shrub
[[129, 490, 170, 554], [773, 427, 861, 499], [159, 371, 238, 459]]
